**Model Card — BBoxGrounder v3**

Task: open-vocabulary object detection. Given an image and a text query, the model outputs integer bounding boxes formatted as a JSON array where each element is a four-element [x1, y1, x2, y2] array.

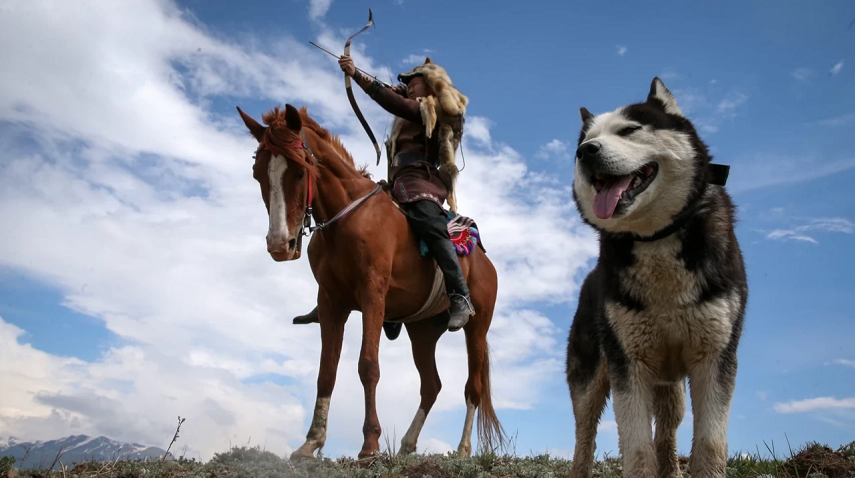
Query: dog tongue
[[593, 175, 634, 219]]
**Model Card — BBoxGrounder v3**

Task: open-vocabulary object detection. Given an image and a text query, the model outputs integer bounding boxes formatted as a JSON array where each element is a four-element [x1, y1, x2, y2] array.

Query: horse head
[[237, 104, 318, 262]]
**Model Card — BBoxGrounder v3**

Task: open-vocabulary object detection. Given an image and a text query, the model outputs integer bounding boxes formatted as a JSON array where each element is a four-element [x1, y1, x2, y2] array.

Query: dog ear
[[580, 107, 594, 124], [647, 77, 684, 117]]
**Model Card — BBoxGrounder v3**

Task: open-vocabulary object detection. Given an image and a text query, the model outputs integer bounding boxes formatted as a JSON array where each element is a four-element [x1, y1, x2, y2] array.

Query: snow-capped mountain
[[0, 435, 166, 470]]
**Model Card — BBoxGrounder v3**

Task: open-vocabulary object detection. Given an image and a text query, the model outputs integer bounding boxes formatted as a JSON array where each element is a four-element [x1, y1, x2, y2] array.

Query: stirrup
[[449, 293, 475, 316]]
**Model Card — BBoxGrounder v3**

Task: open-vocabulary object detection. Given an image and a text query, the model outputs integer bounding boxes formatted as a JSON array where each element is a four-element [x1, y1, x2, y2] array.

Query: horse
[[236, 103, 504, 459]]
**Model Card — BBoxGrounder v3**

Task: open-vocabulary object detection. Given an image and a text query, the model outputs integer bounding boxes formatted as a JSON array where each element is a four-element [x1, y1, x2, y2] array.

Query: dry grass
[[3, 440, 853, 478]]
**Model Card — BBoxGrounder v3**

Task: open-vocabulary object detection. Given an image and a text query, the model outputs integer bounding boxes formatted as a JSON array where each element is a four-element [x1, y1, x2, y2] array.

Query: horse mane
[[260, 106, 372, 179]]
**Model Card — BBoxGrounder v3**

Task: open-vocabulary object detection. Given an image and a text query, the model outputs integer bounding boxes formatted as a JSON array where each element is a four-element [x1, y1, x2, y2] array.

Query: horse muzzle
[[267, 235, 299, 262]]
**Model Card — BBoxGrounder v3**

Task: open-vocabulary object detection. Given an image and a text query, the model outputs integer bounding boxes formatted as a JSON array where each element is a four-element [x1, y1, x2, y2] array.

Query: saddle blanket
[[419, 210, 484, 257]]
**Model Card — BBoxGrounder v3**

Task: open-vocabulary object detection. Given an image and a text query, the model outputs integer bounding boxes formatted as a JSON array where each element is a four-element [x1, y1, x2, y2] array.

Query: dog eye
[[617, 126, 641, 137]]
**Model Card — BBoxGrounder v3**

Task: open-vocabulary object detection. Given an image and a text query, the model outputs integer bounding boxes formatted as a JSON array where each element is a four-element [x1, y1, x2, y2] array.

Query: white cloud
[[660, 68, 680, 80], [757, 391, 768, 401], [830, 60, 844, 76], [716, 93, 749, 116], [401, 51, 434, 66], [791, 68, 815, 82], [832, 359, 855, 369], [816, 112, 855, 127], [308, 0, 333, 20], [0, 0, 597, 460], [773, 397, 855, 414], [536, 139, 572, 161], [616, 45, 627, 57], [597, 420, 617, 432], [419, 438, 452, 454], [669, 86, 748, 134], [765, 217, 854, 245], [728, 154, 855, 193], [401, 54, 424, 66]]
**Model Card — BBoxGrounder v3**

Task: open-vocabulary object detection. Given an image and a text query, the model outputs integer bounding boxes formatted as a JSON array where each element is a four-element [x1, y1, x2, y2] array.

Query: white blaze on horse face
[[267, 154, 290, 245]]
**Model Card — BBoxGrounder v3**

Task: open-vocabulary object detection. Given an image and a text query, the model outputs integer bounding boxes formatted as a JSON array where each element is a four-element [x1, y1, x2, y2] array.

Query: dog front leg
[[612, 363, 657, 478], [687, 356, 735, 478]]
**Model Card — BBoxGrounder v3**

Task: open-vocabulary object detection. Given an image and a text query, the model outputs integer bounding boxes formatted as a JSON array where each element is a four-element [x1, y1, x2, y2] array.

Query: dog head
[[573, 77, 712, 237]]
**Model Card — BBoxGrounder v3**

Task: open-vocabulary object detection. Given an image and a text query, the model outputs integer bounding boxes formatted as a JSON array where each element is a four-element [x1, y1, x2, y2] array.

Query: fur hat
[[397, 57, 468, 117]]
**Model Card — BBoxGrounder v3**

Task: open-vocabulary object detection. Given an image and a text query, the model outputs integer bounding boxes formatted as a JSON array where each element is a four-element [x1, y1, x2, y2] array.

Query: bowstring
[[371, 18, 396, 156]]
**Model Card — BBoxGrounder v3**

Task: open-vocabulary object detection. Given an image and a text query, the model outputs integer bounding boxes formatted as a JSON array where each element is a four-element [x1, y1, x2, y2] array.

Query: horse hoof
[[456, 445, 471, 458], [357, 449, 380, 461], [289, 450, 315, 461]]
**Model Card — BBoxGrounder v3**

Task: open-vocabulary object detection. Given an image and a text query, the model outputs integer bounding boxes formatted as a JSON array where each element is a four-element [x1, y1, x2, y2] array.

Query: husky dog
[[565, 78, 747, 478]]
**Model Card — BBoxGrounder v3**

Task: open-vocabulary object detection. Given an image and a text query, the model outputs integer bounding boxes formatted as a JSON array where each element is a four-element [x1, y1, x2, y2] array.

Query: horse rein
[[256, 131, 382, 238]]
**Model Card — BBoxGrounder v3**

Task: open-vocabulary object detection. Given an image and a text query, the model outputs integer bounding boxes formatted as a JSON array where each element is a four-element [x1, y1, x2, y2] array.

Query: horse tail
[[477, 341, 506, 454]]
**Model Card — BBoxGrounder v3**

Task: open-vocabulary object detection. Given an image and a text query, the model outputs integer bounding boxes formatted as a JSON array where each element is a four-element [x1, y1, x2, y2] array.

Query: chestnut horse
[[237, 104, 503, 459]]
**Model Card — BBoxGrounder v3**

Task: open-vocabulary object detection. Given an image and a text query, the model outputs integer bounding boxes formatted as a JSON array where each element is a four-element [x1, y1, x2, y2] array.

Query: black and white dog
[[566, 78, 748, 478]]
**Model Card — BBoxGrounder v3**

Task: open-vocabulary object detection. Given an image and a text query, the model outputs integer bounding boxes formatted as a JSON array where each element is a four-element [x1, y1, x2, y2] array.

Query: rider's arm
[[353, 71, 422, 124]]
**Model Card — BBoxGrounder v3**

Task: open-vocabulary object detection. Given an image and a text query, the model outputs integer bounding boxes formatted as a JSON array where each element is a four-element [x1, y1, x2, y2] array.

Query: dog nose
[[576, 141, 601, 164]]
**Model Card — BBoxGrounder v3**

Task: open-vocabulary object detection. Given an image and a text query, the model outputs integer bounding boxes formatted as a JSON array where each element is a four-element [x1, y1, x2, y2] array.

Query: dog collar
[[709, 163, 729, 186]]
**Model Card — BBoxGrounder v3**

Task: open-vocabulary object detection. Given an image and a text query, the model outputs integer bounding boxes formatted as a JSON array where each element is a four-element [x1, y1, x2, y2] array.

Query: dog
[[565, 77, 748, 478]]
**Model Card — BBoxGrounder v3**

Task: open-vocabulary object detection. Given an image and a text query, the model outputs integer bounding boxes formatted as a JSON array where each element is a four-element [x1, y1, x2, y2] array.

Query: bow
[[344, 9, 382, 165]]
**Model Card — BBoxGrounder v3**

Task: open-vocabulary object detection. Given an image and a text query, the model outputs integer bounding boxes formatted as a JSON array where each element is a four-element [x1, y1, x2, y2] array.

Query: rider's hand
[[338, 56, 357, 77]]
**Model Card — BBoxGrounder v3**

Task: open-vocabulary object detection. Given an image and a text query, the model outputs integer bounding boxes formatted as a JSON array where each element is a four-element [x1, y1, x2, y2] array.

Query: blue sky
[[1, 0, 853, 461]]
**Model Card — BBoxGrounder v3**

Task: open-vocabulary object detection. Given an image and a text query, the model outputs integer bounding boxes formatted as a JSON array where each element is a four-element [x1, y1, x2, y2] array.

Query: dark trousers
[[402, 200, 470, 297]]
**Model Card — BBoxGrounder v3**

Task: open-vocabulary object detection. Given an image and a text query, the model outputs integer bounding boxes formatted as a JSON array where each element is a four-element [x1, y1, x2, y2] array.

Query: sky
[[1, 0, 854, 462]]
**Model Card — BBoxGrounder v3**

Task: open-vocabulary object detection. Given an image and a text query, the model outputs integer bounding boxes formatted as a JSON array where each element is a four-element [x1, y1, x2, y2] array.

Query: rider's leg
[[403, 200, 474, 331], [293, 306, 319, 324]]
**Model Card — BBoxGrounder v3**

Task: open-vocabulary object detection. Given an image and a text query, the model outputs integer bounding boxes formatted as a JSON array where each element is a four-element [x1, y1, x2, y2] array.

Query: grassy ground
[[3, 441, 854, 478]]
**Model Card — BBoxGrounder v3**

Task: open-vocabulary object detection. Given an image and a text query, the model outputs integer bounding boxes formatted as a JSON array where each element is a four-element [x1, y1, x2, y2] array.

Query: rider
[[347, 55, 474, 331], [294, 56, 473, 332]]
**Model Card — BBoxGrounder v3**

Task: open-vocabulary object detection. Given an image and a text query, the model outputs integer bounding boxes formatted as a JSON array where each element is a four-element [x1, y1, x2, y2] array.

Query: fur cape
[[386, 58, 468, 212]]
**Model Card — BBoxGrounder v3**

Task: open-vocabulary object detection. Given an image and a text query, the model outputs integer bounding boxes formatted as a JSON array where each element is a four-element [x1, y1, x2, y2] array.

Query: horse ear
[[424, 57, 432, 64], [236, 106, 265, 141], [284, 104, 302, 131], [580, 107, 594, 124]]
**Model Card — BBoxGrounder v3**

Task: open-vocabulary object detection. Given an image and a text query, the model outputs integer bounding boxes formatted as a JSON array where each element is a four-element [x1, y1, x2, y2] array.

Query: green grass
[[4, 440, 853, 478]]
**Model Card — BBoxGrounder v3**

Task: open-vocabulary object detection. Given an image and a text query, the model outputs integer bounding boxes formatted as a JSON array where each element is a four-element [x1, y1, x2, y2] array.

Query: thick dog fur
[[566, 78, 748, 478]]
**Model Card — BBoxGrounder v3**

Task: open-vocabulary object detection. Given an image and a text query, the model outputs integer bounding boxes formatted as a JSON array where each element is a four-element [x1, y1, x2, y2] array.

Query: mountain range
[[0, 435, 166, 470]]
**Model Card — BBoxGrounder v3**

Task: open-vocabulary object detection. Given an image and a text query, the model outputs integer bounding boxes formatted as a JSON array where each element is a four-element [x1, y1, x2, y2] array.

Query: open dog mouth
[[590, 162, 658, 219]]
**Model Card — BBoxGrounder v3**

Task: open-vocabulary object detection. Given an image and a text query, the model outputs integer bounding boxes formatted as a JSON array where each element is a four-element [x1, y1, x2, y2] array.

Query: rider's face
[[407, 76, 432, 99]]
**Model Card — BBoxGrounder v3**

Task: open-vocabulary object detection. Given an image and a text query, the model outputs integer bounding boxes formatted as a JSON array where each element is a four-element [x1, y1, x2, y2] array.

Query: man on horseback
[[340, 55, 473, 331], [292, 55, 473, 331]]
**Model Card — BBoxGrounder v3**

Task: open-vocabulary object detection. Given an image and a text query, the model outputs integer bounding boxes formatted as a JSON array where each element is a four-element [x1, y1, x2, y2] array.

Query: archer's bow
[[344, 9, 382, 165]]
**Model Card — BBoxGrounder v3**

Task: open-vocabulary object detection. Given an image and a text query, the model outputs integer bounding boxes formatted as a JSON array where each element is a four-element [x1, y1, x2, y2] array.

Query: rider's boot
[[428, 238, 475, 331], [292, 305, 402, 341], [292, 306, 319, 325]]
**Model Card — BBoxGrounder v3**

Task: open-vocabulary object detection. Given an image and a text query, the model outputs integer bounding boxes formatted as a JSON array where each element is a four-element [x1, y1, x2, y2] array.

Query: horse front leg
[[290, 298, 348, 460], [357, 284, 387, 459]]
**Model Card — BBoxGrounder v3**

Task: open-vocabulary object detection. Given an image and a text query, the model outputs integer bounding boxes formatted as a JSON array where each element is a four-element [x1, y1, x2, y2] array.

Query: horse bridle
[[255, 131, 382, 240]]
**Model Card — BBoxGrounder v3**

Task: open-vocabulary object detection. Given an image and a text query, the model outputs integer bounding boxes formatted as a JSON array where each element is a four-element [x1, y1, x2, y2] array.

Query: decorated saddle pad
[[419, 210, 485, 257]]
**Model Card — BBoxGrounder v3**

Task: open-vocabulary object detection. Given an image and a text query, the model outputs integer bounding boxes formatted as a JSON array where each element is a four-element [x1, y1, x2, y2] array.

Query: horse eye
[[617, 126, 641, 137]]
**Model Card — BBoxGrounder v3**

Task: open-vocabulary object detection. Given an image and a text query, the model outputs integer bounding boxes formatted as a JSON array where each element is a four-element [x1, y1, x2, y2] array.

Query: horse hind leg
[[398, 313, 447, 455], [456, 294, 503, 457]]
